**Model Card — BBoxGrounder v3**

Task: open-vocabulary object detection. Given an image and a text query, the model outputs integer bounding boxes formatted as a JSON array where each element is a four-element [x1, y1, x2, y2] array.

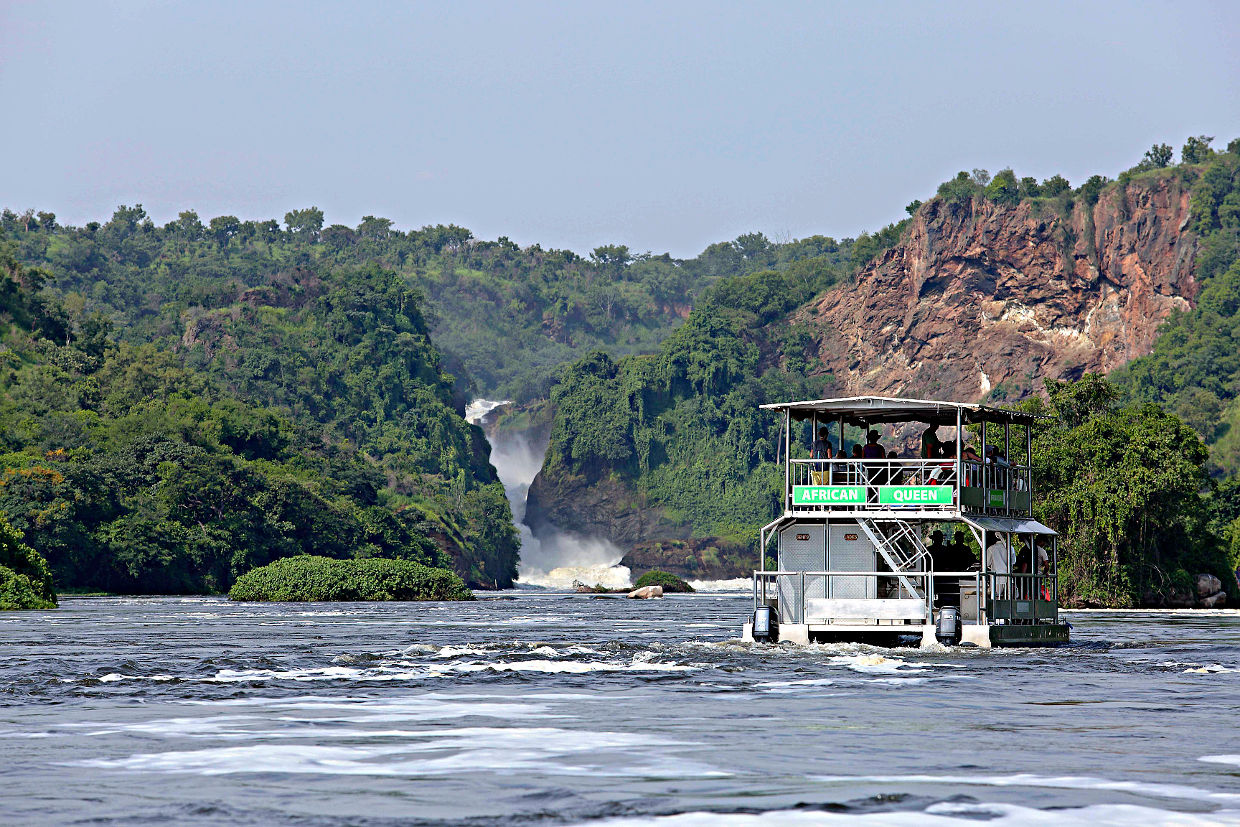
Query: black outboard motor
[[936, 606, 961, 646], [752, 605, 779, 643]]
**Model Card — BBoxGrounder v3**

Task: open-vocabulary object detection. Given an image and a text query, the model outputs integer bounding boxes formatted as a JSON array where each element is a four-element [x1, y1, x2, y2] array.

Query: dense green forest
[[543, 137, 1240, 606], [0, 236, 516, 593], [2, 205, 846, 402]]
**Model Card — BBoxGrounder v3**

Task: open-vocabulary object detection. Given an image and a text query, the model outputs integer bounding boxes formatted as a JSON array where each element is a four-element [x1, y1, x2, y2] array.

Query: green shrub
[[229, 555, 473, 602], [0, 514, 57, 610], [633, 569, 694, 593]]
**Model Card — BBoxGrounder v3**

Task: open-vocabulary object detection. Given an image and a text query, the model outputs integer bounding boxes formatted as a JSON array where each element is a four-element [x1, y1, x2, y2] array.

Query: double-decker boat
[[742, 396, 1068, 648]]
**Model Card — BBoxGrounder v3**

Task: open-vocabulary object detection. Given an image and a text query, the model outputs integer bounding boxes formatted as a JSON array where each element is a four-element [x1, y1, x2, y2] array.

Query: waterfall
[[465, 400, 631, 589]]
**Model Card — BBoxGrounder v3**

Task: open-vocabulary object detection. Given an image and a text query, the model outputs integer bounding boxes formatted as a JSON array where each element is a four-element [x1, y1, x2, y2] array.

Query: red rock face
[[802, 175, 1199, 401]]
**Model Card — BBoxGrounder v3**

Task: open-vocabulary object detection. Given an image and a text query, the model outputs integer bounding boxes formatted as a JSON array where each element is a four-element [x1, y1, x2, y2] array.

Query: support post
[[784, 410, 791, 512]]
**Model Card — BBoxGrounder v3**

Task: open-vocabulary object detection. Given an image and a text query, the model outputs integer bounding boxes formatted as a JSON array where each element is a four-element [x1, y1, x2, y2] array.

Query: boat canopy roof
[[759, 395, 1046, 427], [965, 516, 1057, 537]]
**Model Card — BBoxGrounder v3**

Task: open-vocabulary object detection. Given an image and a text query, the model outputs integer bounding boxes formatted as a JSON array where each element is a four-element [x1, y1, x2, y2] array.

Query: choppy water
[[3, 595, 1239, 825]]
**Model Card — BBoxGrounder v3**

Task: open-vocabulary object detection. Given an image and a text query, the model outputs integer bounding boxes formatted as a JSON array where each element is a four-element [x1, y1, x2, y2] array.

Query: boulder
[[1200, 591, 1227, 609], [627, 585, 663, 599], [1196, 574, 1223, 598]]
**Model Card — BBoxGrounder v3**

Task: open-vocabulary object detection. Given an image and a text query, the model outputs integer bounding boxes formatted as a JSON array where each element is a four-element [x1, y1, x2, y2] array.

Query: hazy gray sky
[[3, 1, 1238, 256]]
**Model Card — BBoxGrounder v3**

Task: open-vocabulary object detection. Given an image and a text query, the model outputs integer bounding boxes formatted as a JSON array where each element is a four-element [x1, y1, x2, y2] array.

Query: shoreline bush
[[229, 555, 474, 602], [0, 514, 57, 610]]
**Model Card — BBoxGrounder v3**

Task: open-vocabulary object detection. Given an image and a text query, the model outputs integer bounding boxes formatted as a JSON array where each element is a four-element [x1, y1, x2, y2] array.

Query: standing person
[[920, 426, 942, 460], [986, 535, 1012, 598], [810, 427, 832, 484], [948, 530, 976, 570], [862, 429, 885, 458]]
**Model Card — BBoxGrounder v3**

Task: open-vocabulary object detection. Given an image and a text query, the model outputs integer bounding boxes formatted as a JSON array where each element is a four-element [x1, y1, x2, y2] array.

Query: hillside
[[529, 141, 1240, 604], [0, 236, 515, 592]]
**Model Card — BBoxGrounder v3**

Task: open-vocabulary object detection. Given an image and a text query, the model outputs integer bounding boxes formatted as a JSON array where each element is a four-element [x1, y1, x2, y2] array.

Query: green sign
[[988, 489, 1005, 508], [792, 485, 865, 505], [877, 485, 953, 506]]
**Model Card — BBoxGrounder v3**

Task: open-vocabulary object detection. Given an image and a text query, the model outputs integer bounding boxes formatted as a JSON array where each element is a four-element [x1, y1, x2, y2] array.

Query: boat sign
[[988, 489, 1005, 507], [877, 485, 953, 505], [792, 485, 865, 505]]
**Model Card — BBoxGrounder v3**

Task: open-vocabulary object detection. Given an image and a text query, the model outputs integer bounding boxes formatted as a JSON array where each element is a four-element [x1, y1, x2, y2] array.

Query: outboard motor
[[936, 606, 961, 646], [752, 605, 779, 643]]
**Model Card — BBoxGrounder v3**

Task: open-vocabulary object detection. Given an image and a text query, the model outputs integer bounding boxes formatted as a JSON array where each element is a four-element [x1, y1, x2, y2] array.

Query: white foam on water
[[431, 656, 695, 675], [519, 562, 632, 590], [828, 654, 925, 675], [72, 725, 727, 779], [1202, 756, 1240, 767], [687, 578, 752, 592], [754, 678, 836, 694], [1184, 665, 1240, 674], [810, 773, 1240, 804], [582, 803, 1240, 825]]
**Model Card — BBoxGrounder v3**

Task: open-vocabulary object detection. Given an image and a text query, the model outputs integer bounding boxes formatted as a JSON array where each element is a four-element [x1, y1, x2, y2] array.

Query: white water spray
[[466, 400, 631, 589]]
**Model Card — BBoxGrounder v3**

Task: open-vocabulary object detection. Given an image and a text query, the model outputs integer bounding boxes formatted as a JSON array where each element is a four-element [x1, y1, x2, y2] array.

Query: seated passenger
[[832, 446, 850, 484], [886, 449, 904, 485]]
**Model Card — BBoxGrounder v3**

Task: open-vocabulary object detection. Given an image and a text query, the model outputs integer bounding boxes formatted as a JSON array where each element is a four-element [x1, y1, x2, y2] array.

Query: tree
[[284, 207, 325, 241], [971, 169, 991, 187], [208, 215, 241, 247], [1040, 174, 1071, 197], [905, 199, 922, 216], [1182, 135, 1215, 165], [590, 244, 633, 269], [358, 215, 394, 241], [1018, 177, 1041, 199], [985, 169, 1019, 204], [1142, 143, 1174, 169]]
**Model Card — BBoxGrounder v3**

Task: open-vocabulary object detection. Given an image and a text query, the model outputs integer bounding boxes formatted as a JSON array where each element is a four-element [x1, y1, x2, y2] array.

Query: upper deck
[[763, 395, 1043, 521]]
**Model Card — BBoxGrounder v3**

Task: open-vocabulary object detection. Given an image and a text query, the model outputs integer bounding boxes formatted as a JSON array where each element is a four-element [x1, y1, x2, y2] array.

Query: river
[[3, 596, 1239, 825]]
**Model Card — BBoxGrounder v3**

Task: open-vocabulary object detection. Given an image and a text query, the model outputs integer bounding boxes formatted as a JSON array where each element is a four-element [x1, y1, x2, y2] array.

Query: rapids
[[3, 596, 1239, 824]]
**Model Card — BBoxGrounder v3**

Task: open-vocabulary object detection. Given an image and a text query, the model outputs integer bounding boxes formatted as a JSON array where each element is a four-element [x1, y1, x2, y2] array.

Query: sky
[[2, 1, 1238, 258]]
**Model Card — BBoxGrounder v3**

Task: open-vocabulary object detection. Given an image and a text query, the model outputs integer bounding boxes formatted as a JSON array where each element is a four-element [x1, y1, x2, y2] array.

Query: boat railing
[[752, 569, 935, 625], [753, 569, 1060, 627], [786, 458, 1031, 514], [982, 572, 1059, 624]]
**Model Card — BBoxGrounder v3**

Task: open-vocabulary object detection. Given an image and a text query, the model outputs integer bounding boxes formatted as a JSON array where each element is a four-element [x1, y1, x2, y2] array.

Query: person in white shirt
[[986, 536, 1012, 598]]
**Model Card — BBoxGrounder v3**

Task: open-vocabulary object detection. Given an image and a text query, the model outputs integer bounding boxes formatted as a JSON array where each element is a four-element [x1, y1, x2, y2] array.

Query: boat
[[741, 396, 1069, 648]]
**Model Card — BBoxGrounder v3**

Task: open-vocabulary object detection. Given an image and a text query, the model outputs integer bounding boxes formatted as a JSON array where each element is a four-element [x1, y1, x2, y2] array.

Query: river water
[[3, 596, 1239, 825]]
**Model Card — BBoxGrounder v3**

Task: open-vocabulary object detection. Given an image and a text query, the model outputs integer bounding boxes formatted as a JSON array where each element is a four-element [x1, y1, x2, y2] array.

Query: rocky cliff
[[526, 174, 1204, 576], [802, 175, 1199, 400]]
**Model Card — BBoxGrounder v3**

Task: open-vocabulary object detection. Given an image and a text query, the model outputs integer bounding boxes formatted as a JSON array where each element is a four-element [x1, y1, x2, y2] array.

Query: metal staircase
[[856, 518, 932, 599]]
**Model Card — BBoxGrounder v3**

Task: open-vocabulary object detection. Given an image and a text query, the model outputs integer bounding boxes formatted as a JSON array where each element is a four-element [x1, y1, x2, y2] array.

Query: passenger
[[948, 530, 976, 570], [986, 535, 1012, 598], [962, 444, 982, 487], [920, 426, 942, 460], [833, 446, 850, 484], [810, 427, 832, 484], [926, 530, 950, 568], [886, 449, 903, 486], [927, 529, 956, 607], [850, 443, 865, 485], [862, 429, 885, 459]]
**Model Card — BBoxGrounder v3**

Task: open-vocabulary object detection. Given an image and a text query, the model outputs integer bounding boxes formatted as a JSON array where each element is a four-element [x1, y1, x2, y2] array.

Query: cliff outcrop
[[525, 174, 1204, 576], [803, 175, 1199, 400]]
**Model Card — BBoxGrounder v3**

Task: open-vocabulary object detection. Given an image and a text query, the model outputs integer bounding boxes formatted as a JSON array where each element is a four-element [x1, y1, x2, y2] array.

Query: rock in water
[[1196, 574, 1223, 598], [1200, 591, 1227, 609], [627, 585, 663, 599]]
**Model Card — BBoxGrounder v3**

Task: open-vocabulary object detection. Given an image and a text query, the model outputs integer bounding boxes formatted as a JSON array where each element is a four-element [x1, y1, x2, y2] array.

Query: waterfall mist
[[466, 400, 631, 589]]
